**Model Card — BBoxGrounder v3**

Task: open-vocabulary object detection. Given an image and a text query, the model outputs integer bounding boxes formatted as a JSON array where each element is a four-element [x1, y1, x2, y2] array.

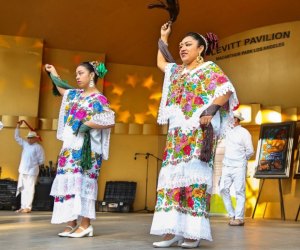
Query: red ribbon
[[18, 120, 42, 141]]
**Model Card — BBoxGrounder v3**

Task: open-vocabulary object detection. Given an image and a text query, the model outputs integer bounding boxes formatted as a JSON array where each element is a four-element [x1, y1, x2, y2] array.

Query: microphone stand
[[134, 152, 162, 213], [145, 153, 162, 193]]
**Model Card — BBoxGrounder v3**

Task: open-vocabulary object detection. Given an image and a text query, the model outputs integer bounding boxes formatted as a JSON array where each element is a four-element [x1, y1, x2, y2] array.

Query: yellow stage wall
[[0, 35, 43, 117]]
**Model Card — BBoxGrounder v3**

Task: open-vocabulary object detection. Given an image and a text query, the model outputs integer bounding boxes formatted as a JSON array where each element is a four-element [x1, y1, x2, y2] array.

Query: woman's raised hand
[[160, 21, 172, 41], [45, 64, 58, 76]]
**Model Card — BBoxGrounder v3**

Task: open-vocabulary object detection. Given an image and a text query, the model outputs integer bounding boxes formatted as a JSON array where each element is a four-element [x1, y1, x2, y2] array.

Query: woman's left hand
[[200, 115, 213, 126]]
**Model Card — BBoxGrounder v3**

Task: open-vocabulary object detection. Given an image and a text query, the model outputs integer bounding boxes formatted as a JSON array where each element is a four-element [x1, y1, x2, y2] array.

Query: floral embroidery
[[162, 127, 216, 167], [57, 167, 82, 175], [75, 109, 87, 120], [93, 102, 103, 112], [71, 149, 82, 161], [54, 194, 75, 203], [68, 90, 76, 100], [97, 95, 109, 105], [71, 120, 81, 131], [63, 90, 109, 133], [166, 63, 229, 119], [155, 184, 210, 218], [57, 146, 102, 177], [58, 156, 67, 167]]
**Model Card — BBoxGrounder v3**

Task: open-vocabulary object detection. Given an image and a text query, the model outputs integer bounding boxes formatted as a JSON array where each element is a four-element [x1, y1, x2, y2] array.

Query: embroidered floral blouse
[[57, 89, 115, 160], [158, 61, 239, 136]]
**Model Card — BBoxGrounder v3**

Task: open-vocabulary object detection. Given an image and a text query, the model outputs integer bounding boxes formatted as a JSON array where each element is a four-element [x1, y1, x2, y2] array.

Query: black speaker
[[0, 179, 19, 210], [32, 183, 54, 211]]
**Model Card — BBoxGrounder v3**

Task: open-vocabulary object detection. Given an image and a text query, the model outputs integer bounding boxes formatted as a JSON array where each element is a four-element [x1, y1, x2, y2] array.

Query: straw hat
[[233, 110, 244, 121], [27, 131, 38, 138]]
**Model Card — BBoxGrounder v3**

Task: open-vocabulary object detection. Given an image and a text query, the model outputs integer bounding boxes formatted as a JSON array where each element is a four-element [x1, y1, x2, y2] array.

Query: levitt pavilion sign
[[209, 31, 291, 61]]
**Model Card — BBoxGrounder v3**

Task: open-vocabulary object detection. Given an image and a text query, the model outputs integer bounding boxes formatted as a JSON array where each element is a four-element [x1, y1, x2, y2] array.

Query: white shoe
[[68, 225, 93, 238], [181, 240, 200, 248], [58, 225, 78, 237], [153, 235, 183, 248]]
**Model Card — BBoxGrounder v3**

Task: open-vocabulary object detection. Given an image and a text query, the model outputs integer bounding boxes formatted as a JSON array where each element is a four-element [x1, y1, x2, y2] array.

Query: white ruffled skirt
[[150, 159, 213, 241], [50, 172, 98, 224], [50, 142, 101, 224]]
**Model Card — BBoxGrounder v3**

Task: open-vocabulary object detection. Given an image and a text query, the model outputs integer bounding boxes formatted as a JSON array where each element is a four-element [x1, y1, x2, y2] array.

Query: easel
[[252, 178, 285, 220], [295, 204, 300, 221]]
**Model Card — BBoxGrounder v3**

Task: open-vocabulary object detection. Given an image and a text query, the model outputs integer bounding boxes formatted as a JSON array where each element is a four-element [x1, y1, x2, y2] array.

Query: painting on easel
[[294, 135, 300, 179], [254, 122, 296, 178]]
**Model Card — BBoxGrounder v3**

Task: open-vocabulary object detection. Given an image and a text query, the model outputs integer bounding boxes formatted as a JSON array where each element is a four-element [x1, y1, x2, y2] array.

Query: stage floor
[[0, 211, 299, 249]]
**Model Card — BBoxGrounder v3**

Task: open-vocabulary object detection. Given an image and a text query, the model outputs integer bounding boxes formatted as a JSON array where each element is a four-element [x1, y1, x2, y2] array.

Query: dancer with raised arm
[[45, 61, 115, 238], [150, 22, 239, 248]]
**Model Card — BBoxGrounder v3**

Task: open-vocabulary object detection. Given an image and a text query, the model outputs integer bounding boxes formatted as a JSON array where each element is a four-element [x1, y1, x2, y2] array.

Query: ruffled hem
[[157, 158, 213, 193], [157, 63, 175, 125], [90, 106, 114, 160], [214, 83, 239, 138], [91, 108, 115, 126], [100, 128, 111, 160], [51, 195, 96, 224], [50, 172, 98, 200], [57, 89, 70, 141], [150, 209, 212, 241]]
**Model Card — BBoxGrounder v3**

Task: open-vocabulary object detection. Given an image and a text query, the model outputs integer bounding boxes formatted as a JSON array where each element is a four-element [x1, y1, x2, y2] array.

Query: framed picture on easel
[[294, 135, 300, 179], [254, 122, 296, 178]]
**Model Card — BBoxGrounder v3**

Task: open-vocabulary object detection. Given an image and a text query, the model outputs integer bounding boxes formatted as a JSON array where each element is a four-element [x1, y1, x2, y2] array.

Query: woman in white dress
[[45, 61, 115, 238], [150, 22, 239, 248]]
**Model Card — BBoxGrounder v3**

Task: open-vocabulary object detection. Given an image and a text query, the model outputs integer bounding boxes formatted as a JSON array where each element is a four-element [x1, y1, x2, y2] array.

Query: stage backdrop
[[0, 35, 43, 116], [1, 21, 299, 218], [206, 21, 300, 216], [0, 35, 43, 179], [207, 21, 300, 108]]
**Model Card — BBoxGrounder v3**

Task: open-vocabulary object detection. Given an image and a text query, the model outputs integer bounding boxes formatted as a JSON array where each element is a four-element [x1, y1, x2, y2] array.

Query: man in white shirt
[[15, 121, 45, 213], [219, 111, 254, 226]]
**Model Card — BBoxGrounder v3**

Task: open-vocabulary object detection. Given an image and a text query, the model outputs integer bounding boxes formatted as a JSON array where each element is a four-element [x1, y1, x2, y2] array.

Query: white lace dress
[[150, 62, 239, 240], [50, 89, 115, 224]]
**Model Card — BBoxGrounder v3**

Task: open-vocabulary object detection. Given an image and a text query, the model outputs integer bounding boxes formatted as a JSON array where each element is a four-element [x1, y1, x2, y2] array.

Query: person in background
[[219, 110, 254, 226], [45, 61, 115, 238], [150, 21, 239, 248], [15, 121, 45, 213]]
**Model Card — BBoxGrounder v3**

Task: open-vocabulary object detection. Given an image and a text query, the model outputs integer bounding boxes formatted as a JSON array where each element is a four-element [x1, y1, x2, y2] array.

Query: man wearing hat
[[219, 110, 254, 226], [15, 121, 45, 213]]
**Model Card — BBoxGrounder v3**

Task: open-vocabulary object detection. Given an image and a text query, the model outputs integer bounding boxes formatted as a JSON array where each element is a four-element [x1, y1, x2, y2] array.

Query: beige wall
[[207, 21, 300, 108]]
